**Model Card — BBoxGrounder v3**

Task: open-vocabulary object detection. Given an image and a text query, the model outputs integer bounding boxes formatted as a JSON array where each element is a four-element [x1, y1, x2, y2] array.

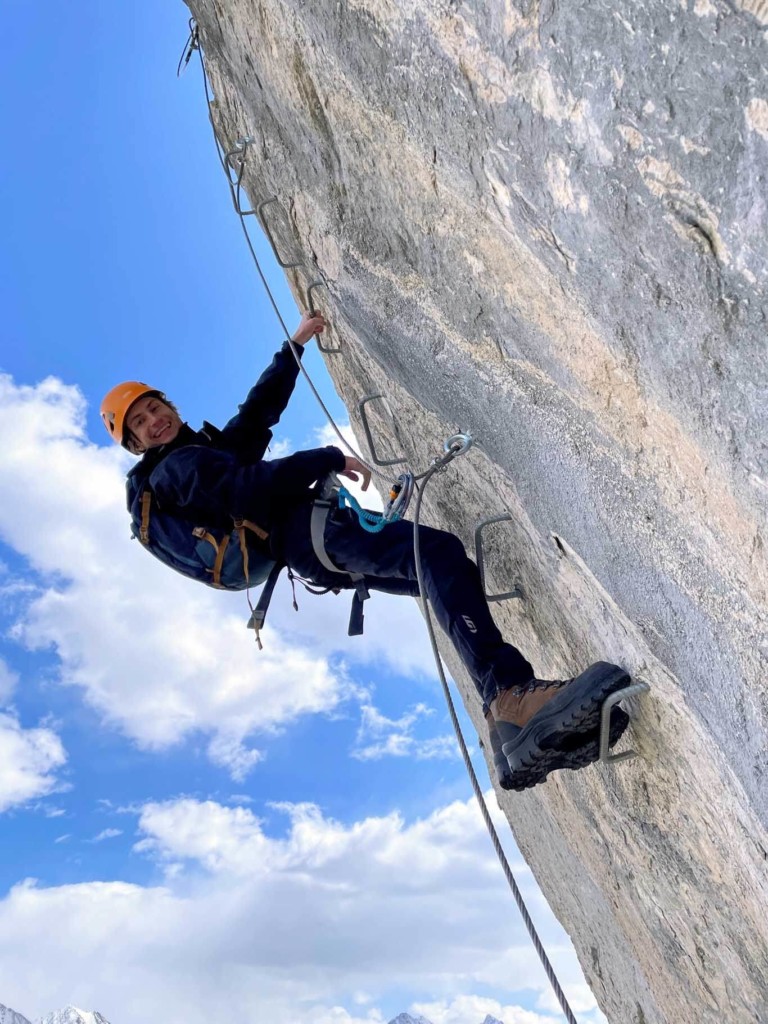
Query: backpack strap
[[191, 527, 231, 588], [139, 490, 152, 545], [234, 516, 271, 648], [245, 560, 285, 649], [310, 490, 369, 637], [137, 485, 277, 641], [234, 518, 269, 541]]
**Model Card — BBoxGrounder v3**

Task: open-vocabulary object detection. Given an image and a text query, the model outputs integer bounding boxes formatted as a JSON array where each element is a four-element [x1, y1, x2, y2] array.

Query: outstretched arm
[[222, 312, 328, 451]]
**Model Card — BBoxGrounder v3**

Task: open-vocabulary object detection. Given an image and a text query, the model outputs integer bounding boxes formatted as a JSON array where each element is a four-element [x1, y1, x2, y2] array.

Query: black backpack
[[128, 484, 276, 592]]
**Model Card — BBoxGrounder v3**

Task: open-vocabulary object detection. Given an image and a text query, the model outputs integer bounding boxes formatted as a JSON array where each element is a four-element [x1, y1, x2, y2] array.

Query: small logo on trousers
[[462, 615, 477, 633]]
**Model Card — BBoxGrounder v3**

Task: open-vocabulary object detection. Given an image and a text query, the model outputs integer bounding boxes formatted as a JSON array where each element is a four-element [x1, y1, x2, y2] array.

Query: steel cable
[[193, 35, 373, 471], [186, 24, 579, 1021], [412, 449, 579, 1024]]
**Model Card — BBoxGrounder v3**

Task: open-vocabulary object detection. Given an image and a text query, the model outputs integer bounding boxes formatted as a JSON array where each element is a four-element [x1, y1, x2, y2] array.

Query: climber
[[101, 310, 631, 791]]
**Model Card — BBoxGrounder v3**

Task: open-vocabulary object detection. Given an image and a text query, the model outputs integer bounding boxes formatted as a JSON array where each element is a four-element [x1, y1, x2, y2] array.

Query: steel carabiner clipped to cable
[[383, 471, 415, 522], [177, 19, 199, 78]]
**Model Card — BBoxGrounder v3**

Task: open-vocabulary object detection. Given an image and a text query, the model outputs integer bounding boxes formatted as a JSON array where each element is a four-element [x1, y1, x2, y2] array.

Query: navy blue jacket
[[126, 342, 345, 546]]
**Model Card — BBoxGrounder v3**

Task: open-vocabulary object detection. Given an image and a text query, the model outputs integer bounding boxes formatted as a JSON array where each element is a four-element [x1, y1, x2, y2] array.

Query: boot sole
[[500, 662, 631, 784], [500, 706, 630, 791]]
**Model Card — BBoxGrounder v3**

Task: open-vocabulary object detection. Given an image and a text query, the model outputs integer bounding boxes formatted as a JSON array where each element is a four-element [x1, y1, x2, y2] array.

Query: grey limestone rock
[[184, 2, 768, 1023]]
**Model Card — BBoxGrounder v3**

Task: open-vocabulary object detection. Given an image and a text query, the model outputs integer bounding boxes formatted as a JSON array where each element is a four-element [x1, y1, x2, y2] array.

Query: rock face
[[185, 2, 768, 1023]]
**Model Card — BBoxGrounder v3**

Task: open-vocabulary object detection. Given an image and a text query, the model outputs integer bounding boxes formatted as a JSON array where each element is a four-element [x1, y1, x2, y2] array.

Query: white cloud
[[0, 792, 600, 1024], [0, 376, 360, 778], [90, 828, 122, 843], [293, 1010, 383, 1024], [0, 657, 19, 704], [0, 378, 454, 780], [351, 702, 458, 762], [37, 804, 67, 818], [274, 572, 439, 685], [0, 711, 67, 812], [268, 437, 294, 458], [413, 994, 561, 1024]]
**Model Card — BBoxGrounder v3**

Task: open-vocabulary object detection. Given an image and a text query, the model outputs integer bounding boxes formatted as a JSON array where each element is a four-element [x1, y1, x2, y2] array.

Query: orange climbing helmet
[[100, 381, 164, 447]]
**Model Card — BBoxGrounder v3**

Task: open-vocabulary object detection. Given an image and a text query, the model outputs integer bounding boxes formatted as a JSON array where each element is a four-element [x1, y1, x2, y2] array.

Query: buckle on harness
[[245, 560, 285, 650], [311, 478, 371, 636], [348, 575, 369, 637]]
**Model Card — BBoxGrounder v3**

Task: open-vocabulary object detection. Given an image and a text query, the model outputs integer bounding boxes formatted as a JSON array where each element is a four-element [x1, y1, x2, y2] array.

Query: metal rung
[[599, 681, 650, 763], [224, 138, 258, 216], [223, 151, 252, 215], [474, 514, 523, 603], [307, 279, 342, 353], [357, 394, 409, 467], [257, 197, 303, 268]]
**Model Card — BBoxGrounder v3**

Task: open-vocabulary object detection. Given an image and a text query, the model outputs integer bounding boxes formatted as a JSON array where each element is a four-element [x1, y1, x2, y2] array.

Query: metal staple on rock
[[182, 23, 580, 1023], [191, 27, 373, 473], [412, 447, 580, 1024]]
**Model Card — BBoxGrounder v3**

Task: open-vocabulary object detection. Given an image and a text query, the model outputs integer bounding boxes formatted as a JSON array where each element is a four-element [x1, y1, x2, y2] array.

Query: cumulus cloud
[[412, 995, 562, 1024], [0, 378, 448, 778], [0, 657, 19, 704], [0, 711, 67, 812], [351, 702, 458, 761], [267, 437, 294, 458], [0, 791, 602, 1024], [0, 377, 363, 777]]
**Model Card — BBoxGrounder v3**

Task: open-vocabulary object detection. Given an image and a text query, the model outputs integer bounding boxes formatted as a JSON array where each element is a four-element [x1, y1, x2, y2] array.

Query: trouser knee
[[418, 527, 467, 565]]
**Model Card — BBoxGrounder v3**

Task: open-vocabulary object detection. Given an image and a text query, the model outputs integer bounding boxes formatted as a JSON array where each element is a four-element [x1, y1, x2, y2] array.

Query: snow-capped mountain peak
[[387, 1015, 434, 1024], [0, 1004, 33, 1024], [386, 1014, 505, 1024], [37, 1008, 110, 1024]]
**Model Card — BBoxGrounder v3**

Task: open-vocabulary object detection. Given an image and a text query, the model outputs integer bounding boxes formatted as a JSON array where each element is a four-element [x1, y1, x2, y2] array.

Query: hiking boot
[[485, 702, 630, 792], [490, 662, 631, 790], [483, 710, 516, 790]]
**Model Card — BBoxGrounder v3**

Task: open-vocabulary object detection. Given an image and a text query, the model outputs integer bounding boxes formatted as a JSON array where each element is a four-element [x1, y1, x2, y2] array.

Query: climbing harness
[[306, 473, 369, 636], [177, 26, 649, 1023], [245, 470, 415, 641]]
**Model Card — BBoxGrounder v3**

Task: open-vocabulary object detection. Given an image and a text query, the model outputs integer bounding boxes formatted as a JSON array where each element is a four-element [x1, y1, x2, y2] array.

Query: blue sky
[[0, 4, 605, 1024]]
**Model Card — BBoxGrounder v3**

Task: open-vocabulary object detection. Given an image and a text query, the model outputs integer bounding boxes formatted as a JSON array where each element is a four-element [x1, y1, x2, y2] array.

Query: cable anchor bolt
[[444, 433, 474, 457]]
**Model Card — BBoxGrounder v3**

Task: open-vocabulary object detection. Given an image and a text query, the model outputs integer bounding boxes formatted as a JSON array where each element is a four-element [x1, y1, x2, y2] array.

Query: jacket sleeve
[[150, 443, 346, 526], [221, 342, 303, 452]]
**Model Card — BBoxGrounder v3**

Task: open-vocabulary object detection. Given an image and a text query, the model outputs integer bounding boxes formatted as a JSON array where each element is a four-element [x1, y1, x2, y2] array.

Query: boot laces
[[509, 676, 572, 698]]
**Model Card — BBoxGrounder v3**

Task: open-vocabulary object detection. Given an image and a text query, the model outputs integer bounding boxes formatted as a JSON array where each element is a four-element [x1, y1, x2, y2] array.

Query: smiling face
[[125, 394, 183, 451]]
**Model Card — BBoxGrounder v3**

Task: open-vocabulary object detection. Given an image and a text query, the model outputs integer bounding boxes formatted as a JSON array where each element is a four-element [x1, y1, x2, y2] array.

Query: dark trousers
[[277, 505, 533, 707]]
